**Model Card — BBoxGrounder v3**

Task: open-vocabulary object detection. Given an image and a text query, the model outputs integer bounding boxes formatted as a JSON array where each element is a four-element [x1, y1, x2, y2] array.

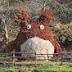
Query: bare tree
[[0, 0, 10, 41], [2, 14, 8, 40]]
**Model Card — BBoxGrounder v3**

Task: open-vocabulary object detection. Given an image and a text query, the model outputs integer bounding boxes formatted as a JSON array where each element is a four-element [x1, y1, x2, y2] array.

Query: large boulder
[[21, 37, 54, 60]]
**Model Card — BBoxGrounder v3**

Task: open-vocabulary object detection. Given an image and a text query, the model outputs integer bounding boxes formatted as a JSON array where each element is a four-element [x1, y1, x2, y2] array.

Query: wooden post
[[13, 49, 15, 66], [35, 52, 37, 66], [60, 53, 63, 65]]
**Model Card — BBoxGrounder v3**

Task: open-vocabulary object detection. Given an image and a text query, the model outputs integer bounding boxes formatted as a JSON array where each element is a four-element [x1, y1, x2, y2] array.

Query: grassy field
[[0, 61, 72, 72]]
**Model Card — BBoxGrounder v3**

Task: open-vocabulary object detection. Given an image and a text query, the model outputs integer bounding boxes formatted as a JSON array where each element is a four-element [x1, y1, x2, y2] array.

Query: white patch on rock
[[21, 37, 54, 60]]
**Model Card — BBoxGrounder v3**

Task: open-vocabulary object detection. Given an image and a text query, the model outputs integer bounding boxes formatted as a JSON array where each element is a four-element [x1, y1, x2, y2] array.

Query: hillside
[[0, 0, 72, 51]]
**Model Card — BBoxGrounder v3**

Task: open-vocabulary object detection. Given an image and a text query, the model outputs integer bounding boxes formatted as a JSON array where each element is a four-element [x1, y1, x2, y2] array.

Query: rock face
[[21, 37, 54, 60]]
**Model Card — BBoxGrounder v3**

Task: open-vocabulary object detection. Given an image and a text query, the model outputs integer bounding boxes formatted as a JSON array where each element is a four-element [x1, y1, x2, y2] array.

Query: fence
[[0, 51, 72, 65], [0, 51, 72, 72]]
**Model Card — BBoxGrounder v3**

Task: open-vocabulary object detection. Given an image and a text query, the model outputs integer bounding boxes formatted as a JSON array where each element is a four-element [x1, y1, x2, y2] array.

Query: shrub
[[50, 23, 72, 50]]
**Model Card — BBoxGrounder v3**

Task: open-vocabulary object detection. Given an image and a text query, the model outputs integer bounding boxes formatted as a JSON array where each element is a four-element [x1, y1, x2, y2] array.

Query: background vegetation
[[0, 0, 72, 51]]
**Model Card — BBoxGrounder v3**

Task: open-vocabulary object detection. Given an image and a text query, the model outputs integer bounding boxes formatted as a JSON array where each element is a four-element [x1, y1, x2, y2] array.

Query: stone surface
[[21, 37, 54, 60]]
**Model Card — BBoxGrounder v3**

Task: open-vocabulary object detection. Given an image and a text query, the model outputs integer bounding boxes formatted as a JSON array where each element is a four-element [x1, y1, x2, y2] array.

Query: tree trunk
[[1, 14, 8, 41], [4, 24, 8, 40]]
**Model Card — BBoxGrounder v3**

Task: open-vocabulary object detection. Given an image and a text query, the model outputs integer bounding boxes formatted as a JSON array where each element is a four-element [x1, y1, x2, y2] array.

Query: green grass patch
[[0, 63, 72, 72], [36, 64, 72, 72]]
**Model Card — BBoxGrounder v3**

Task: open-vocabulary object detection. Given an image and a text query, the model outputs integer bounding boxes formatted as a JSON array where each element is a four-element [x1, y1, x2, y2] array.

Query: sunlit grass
[[0, 62, 72, 72]]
